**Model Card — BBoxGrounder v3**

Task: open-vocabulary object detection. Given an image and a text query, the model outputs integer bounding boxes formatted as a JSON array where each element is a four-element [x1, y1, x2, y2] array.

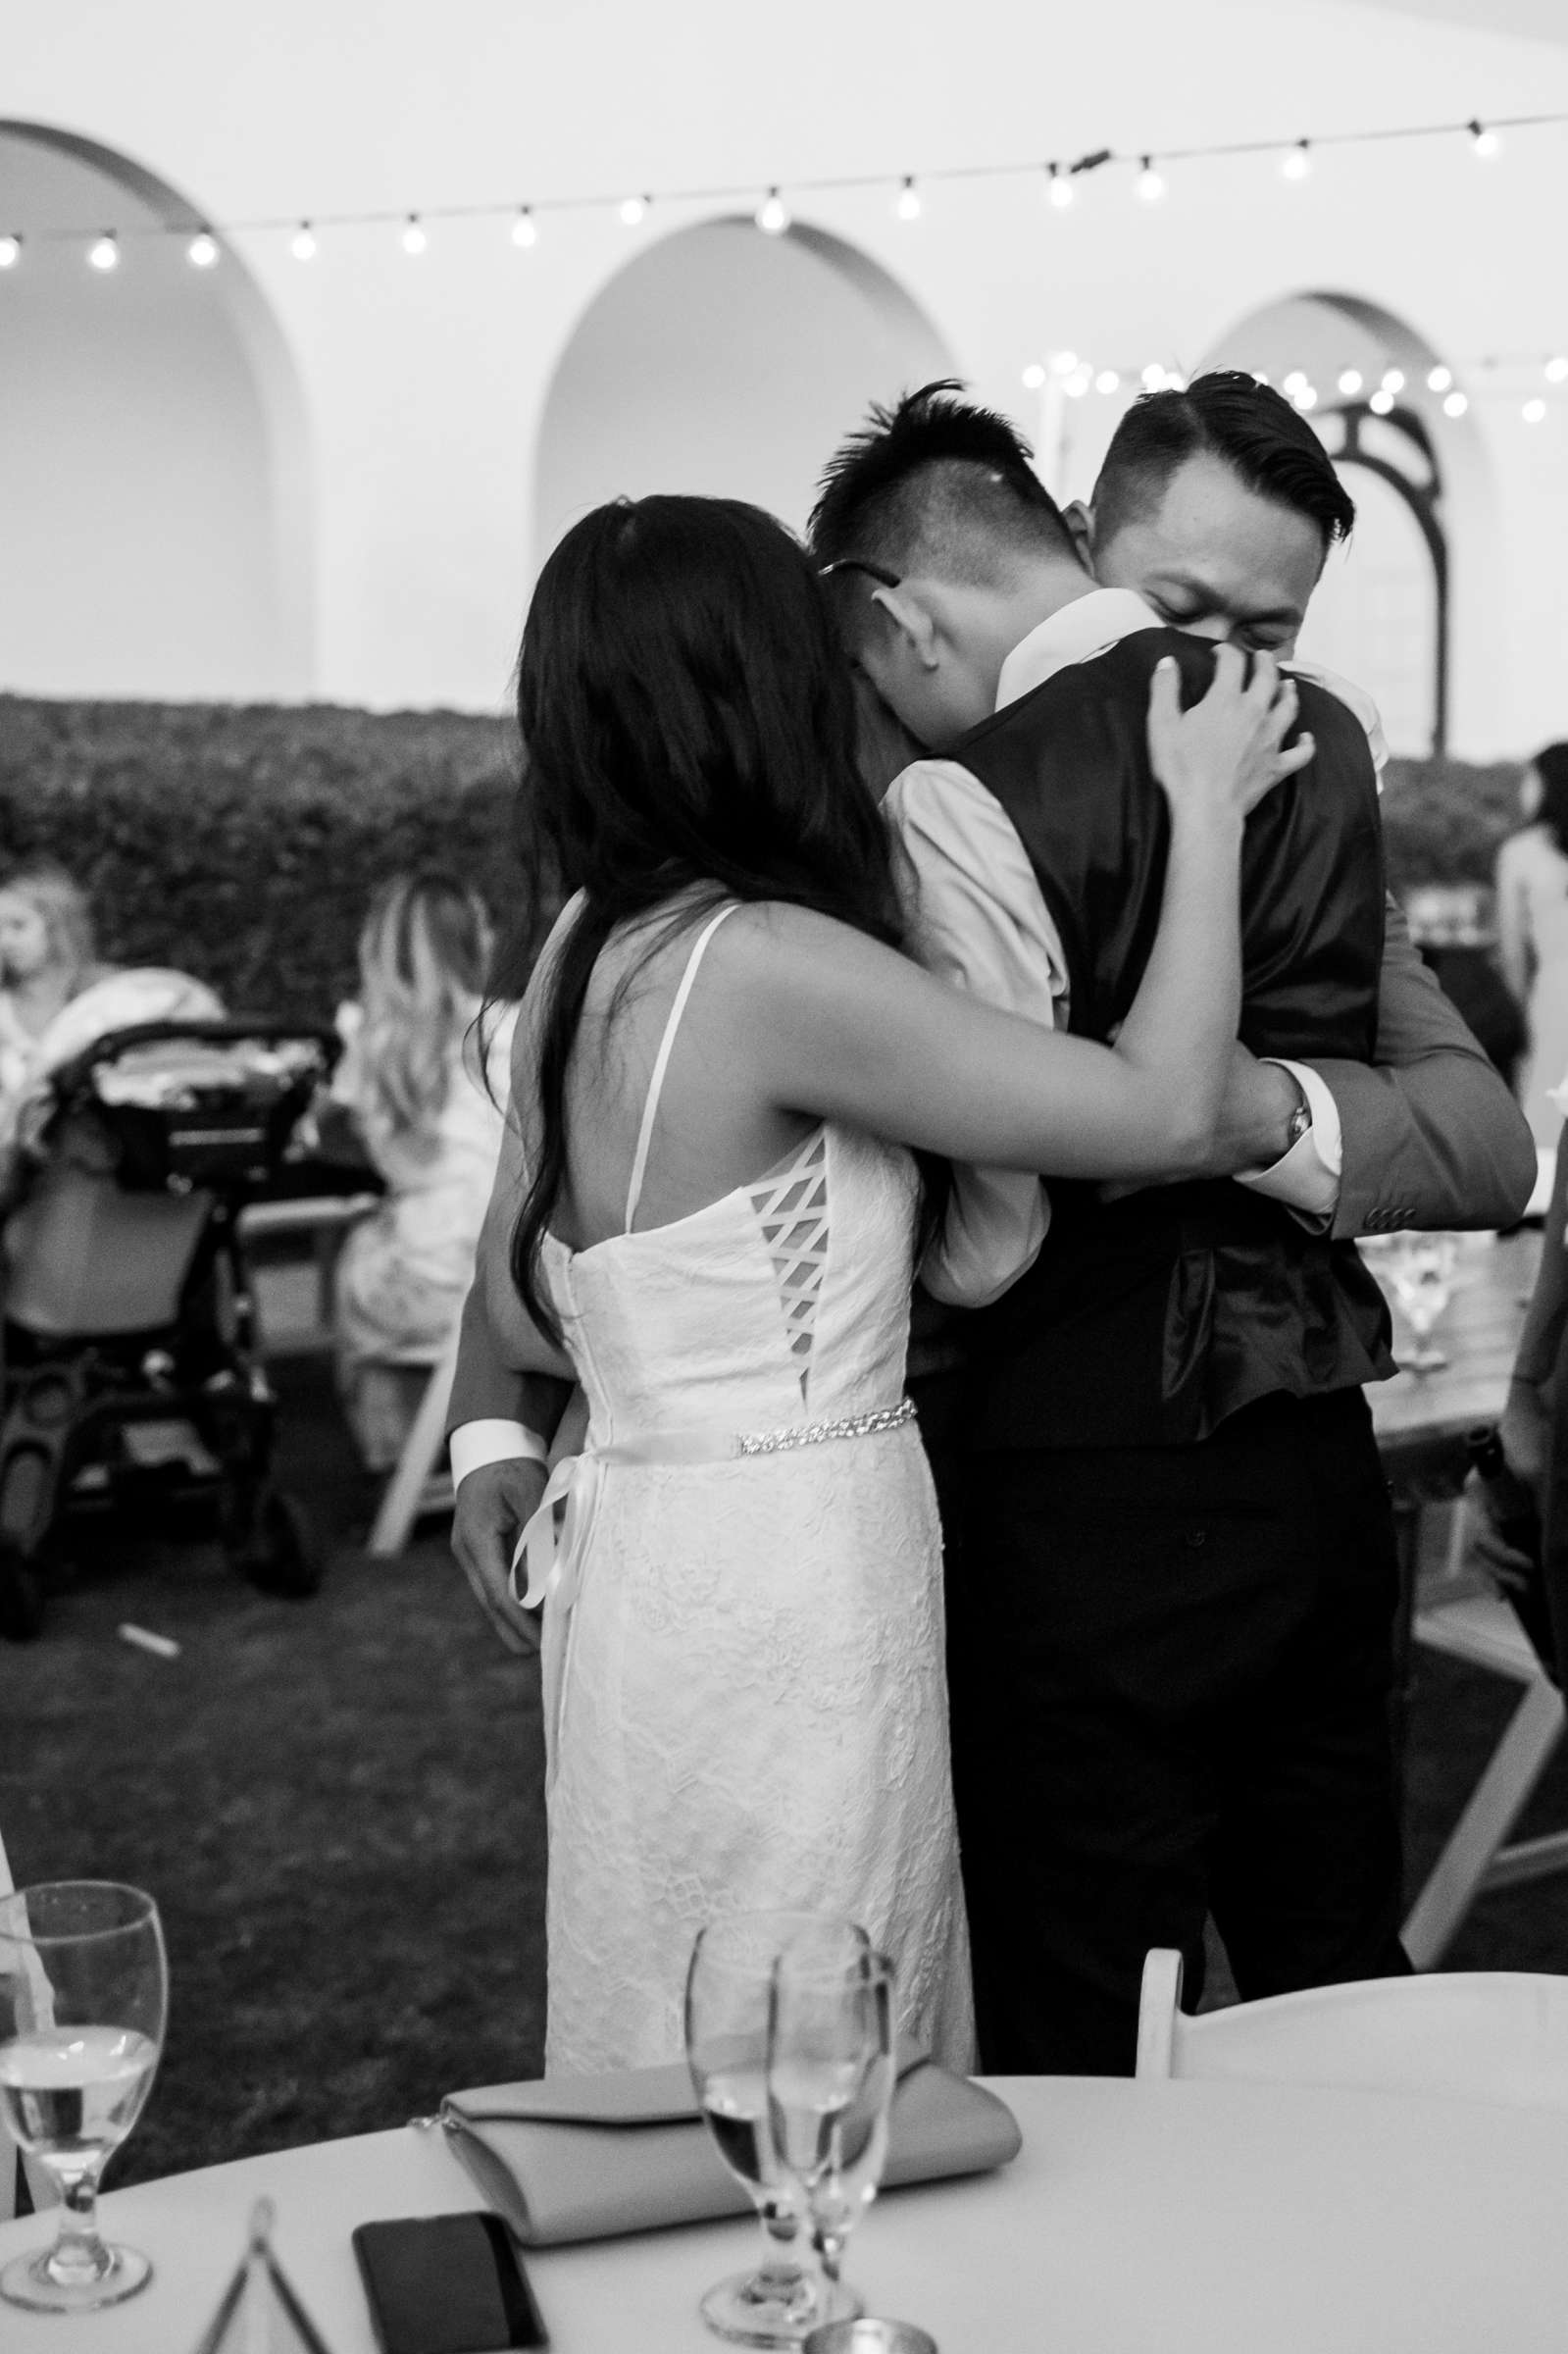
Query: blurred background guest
[[1496, 744, 1568, 1149], [1405, 881, 1528, 1098], [329, 872, 512, 1471], [0, 862, 223, 1174]]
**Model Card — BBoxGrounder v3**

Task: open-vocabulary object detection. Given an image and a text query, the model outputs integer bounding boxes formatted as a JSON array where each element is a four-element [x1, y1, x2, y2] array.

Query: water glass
[[0, 1880, 168, 2313], [687, 1913, 868, 2346], [768, 1934, 896, 2323], [1364, 1230, 1458, 1372]]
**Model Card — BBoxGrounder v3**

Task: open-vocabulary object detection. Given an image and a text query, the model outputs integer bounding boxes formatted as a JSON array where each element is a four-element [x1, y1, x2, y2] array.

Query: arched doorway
[[1202, 292, 1492, 757], [0, 124, 312, 700], [533, 219, 952, 568]]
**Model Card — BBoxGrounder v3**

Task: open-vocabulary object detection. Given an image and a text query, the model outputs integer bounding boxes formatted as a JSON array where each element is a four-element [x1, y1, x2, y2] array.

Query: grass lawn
[[4, 1304, 1568, 2191]]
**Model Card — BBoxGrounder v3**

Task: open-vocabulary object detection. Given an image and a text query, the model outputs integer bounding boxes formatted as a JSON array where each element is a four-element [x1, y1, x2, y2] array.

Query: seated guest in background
[[1405, 883, 1527, 1097], [1496, 743, 1568, 1150], [0, 862, 222, 1177], [329, 872, 512, 1472]]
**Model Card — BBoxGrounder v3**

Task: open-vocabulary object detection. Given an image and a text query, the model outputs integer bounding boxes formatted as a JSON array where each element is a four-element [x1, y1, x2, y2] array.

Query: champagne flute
[[0, 1881, 168, 2313], [767, 1936, 896, 2324], [1367, 1230, 1458, 1373], [686, 1913, 868, 2346]]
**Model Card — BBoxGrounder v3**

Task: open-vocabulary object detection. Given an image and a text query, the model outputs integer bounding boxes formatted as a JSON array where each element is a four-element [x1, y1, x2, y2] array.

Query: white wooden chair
[[1137, 1946, 1568, 2107], [0, 1826, 56, 2222], [366, 1323, 462, 1559], [1403, 1579, 1567, 1969]]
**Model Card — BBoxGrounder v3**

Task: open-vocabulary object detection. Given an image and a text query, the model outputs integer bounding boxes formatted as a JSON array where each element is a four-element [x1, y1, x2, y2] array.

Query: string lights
[[1021, 348, 1567, 430], [3, 98, 1561, 273]]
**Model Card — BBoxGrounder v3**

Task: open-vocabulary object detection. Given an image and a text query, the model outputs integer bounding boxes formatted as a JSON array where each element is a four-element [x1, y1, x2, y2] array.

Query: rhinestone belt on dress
[[734, 1397, 916, 1457]]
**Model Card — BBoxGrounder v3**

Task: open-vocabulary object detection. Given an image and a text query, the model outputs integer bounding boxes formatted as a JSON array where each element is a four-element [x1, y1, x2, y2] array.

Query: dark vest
[[956, 626, 1394, 1449]]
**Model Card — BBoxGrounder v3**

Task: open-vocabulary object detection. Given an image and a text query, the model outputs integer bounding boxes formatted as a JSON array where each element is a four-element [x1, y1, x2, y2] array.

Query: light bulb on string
[[1065, 368, 1091, 398], [756, 188, 789, 235], [511, 208, 537, 250], [1295, 384, 1319, 411], [1251, 370, 1271, 386], [1428, 364, 1452, 392], [1141, 361, 1166, 391], [1469, 120, 1500, 160], [1337, 369, 1363, 397], [1546, 356, 1568, 384], [895, 177, 922, 223], [88, 231, 119, 272], [186, 230, 220, 269], [1021, 362, 1046, 390], [1524, 397, 1547, 424], [1137, 157, 1165, 203], [290, 222, 317, 261], [1281, 140, 1312, 181], [619, 195, 647, 228], [1283, 369, 1309, 397], [1047, 163, 1075, 210], [1164, 370, 1188, 392], [1381, 367, 1405, 394], [1049, 350, 1080, 378], [1095, 369, 1121, 394], [0, 233, 20, 270], [1442, 389, 1468, 418], [1369, 388, 1394, 416], [401, 215, 428, 256]]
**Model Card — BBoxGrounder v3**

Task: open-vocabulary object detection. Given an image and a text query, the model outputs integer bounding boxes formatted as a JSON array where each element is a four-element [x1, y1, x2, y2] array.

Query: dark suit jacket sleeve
[[444, 1105, 573, 1446], [1311, 894, 1537, 1239]]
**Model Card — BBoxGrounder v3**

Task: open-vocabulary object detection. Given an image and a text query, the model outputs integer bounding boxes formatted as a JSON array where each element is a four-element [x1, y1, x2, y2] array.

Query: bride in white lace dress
[[468, 495, 1307, 2074]]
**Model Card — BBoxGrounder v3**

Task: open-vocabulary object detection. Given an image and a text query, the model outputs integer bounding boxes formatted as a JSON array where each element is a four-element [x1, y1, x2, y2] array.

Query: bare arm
[[752, 650, 1308, 1178], [1495, 839, 1533, 1008]]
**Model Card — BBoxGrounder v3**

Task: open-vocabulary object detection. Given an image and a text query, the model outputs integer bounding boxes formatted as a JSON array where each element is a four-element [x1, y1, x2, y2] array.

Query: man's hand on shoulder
[[452, 1458, 548, 1656]]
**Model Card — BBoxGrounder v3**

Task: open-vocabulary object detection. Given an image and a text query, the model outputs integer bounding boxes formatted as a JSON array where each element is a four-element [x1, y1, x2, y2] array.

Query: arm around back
[[1317, 896, 1536, 1238]]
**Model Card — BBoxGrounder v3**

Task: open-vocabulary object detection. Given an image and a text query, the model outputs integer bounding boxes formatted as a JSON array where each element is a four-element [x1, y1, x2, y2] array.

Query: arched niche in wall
[[1201, 291, 1494, 757], [0, 123, 313, 701], [532, 218, 952, 569]]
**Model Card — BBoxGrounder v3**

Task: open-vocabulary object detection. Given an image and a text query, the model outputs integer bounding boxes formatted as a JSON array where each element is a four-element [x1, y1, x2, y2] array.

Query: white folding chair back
[[1137, 1947, 1568, 2109], [0, 1831, 61, 2221]]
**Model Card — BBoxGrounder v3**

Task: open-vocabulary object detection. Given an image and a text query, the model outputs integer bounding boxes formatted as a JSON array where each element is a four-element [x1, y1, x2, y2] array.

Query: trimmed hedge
[[0, 695, 525, 1022], [0, 695, 1529, 1024]]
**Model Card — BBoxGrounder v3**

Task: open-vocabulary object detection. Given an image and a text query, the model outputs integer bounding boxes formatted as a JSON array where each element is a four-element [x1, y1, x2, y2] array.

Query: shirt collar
[[994, 588, 1165, 711]]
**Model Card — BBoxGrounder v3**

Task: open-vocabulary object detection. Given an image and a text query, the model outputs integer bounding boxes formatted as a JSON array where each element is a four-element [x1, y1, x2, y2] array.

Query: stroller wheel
[[228, 1485, 325, 1601], [0, 1542, 45, 1641]]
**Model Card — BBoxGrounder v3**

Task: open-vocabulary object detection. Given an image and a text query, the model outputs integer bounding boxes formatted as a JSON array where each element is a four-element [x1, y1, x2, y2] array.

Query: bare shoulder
[[712, 899, 901, 996]]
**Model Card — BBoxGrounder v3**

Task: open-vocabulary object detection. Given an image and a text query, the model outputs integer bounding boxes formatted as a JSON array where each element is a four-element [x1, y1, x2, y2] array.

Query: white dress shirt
[[893, 588, 1375, 1307]]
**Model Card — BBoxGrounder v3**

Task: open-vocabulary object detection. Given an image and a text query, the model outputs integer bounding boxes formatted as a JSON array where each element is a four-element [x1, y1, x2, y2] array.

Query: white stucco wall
[[4, 0, 1568, 754]]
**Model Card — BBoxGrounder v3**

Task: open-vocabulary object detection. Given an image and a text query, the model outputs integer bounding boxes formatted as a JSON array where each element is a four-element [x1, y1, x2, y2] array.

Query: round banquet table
[[3, 2074, 1566, 2352]]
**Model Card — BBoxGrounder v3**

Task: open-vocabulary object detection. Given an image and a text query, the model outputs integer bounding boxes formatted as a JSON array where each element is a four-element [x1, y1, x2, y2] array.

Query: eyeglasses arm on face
[[818, 556, 902, 590]]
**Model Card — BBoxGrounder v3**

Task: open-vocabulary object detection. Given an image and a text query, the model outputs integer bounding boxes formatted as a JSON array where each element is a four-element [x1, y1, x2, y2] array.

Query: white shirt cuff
[[1234, 1059, 1342, 1224], [449, 1419, 550, 1489]]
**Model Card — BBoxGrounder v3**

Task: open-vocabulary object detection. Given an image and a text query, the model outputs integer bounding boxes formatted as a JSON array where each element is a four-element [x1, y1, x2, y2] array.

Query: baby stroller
[[0, 1019, 338, 1638]]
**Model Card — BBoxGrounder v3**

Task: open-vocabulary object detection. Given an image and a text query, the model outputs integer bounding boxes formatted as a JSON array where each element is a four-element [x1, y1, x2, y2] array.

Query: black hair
[[1533, 742, 1568, 859], [809, 379, 1079, 583], [1091, 370, 1356, 551], [498, 493, 920, 1341]]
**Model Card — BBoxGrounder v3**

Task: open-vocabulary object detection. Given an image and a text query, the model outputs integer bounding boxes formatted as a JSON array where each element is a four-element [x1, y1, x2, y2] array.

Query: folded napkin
[[437, 2054, 1021, 2246]]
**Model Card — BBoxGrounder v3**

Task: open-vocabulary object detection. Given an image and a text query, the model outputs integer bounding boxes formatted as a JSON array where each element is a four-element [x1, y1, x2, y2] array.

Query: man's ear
[[869, 585, 941, 672], [1062, 499, 1096, 572]]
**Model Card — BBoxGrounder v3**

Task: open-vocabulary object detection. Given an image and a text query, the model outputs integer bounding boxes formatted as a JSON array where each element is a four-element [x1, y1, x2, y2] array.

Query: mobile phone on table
[[352, 2213, 549, 2352]]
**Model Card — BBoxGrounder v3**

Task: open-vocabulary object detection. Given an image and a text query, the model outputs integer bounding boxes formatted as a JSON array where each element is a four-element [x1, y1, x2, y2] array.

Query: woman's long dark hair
[[499, 494, 919, 1340], [1534, 742, 1568, 859]]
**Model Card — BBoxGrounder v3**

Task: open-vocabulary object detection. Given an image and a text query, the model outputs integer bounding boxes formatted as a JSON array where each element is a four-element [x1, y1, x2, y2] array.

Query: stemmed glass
[[767, 1932, 896, 2326], [1366, 1231, 1459, 1373], [0, 1881, 168, 2313], [686, 1913, 868, 2347]]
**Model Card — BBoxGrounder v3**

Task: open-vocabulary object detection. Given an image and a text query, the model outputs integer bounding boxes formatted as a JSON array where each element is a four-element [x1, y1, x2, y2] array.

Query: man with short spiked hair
[[812, 376, 1532, 2074]]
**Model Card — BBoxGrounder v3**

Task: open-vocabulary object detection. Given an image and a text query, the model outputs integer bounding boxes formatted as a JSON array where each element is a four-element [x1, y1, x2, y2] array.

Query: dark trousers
[[940, 1386, 1410, 2076]]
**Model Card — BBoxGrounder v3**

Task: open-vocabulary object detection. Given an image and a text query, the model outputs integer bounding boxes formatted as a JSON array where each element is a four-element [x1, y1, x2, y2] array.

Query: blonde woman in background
[[331, 873, 514, 1469], [0, 863, 222, 1182]]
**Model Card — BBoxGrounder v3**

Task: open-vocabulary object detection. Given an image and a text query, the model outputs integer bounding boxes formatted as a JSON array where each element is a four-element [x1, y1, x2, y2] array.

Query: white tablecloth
[[4, 2074, 1567, 2351]]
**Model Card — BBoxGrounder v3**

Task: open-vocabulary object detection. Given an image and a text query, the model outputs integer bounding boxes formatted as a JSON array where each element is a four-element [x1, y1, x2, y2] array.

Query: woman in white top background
[[330, 872, 512, 1471], [1496, 742, 1568, 1151]]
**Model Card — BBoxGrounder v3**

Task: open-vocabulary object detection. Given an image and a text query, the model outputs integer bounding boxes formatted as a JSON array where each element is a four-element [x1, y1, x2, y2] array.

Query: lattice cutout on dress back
[[749, 1130, 829, 1404]]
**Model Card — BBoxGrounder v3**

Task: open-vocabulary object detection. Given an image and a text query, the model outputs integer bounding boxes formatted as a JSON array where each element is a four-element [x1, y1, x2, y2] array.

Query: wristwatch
[[1284, 1076, 1313, 1151]]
